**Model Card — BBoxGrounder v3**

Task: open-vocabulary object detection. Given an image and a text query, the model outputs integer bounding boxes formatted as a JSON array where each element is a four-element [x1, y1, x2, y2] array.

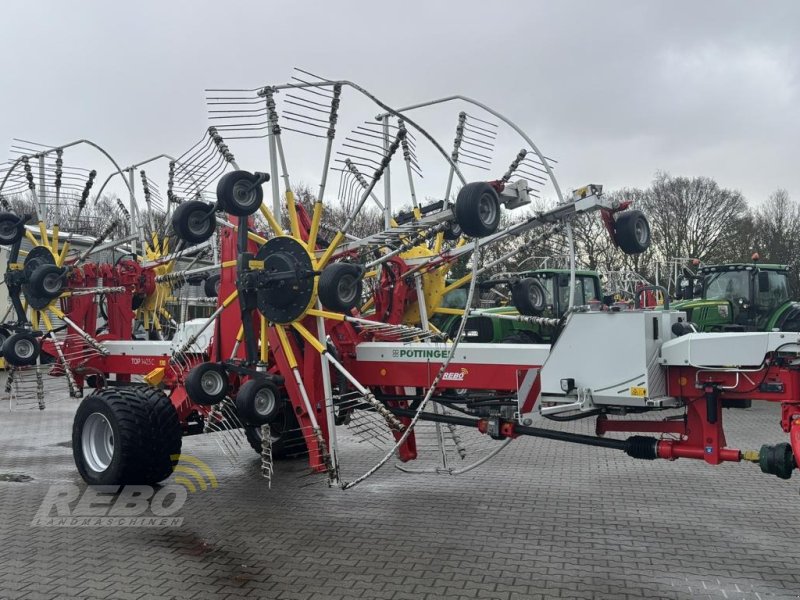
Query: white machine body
[[538, 310, 684, 413], [660, 331, 800, 368], [537, 309, 800, 416]]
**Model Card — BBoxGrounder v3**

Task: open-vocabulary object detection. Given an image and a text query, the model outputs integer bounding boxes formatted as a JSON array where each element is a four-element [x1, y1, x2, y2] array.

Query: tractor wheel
[[454, 182, 501, 238], [216, 170, 264, 217], [29, 264, 66, 299], [72, 386, 181, 485], [203, 274, 220, 298], [235, 379, 282, 426], [172, 200, 216, 245], [614, 210, 651, 255], [318, 263, 363, 313], [243, 403, 305, 459], [2, 332, 40, 366], [511, 278, 546, 316], [185, 363, 229, 406], [0, 212, 24, 246]]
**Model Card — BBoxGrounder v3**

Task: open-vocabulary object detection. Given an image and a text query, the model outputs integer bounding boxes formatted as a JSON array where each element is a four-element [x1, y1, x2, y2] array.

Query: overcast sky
[[1, 0, 798, 206]]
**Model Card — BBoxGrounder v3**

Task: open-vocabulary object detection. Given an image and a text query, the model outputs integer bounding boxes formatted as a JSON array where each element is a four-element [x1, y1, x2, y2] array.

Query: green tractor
[[434, 268, 603, 343], [673, 263, 800, 332]]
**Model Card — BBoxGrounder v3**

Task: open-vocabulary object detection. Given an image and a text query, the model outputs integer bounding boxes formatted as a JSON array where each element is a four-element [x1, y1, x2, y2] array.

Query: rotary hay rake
[[0, 139, 217, 410], [78, 71, 647, 491], [53, 73, 800, 493]]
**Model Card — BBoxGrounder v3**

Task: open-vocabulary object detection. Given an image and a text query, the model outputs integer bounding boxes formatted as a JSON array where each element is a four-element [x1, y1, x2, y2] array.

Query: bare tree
[[752, 188, 800, 290], [640, 172, 749, 266]]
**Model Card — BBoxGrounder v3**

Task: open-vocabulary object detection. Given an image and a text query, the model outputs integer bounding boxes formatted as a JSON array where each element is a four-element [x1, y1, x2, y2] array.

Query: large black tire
[[318, 262, 363, 313], [204, 274, 220, 298], [243, 404, 305, 459], [614, 210, 651, 255], [454, 182, 501, 238], [0, 212, 24, 245], [216, 170, 265, 217], [125, 386, 183, 482], [235, 379, 282, 426], [172, 200, 216, 245], [511, 278, 547, 316], [185, 363, 229, 406], [29, 264, 66, 299], [2, 331, 40, 366], [72, 386, 181, 485]]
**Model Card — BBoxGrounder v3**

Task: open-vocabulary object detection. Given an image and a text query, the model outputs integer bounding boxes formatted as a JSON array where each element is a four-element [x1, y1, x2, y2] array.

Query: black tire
[[614, 210, 651, 255], [511, 278, 546, 316], [235, 379, 282, 426], [243, 404, 305, 458], [121, 386, 182, 483], [72, 386, 181, 485], [2, 331, 40, 366], [318, 262, 363, 313], [0, 212, 24, 245], [216, 170, 264, 217], [172, 200, 216, 245], [204, 274, 220, 298], [501, 330, 542, 344], [454, 182, 501, 238], [443, 220, 462, 241], [185, 363, 229, 406], [29, 264, 66, 299]]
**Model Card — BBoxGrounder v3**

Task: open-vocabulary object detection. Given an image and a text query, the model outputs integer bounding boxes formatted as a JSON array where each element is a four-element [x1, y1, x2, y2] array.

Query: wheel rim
[[232, 180, 257, 209], [0, 220, 16, 241], [43, 272, 62, 295], [529, 284, 542, 308], [82, 412, 114, 473], [187, 210, 211, 236], [201, 369, 225, 397], [634, 219, 648, 245], [14, 338, 35, 359], [479, 194, 497, 226], [337, 274, 358, 305], [254, 387, 276, 417]]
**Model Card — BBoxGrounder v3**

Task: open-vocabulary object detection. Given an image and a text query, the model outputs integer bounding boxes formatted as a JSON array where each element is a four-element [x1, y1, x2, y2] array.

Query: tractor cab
[[674, 264, 795, 331]]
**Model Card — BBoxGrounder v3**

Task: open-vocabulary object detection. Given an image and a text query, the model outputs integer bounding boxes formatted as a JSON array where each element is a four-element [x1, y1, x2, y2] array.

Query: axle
[[390, 405, 798, 480]]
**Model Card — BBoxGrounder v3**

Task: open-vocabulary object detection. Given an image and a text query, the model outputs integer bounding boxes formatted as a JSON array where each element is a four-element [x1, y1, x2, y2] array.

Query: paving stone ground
[[1, 383, 799, 600]]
